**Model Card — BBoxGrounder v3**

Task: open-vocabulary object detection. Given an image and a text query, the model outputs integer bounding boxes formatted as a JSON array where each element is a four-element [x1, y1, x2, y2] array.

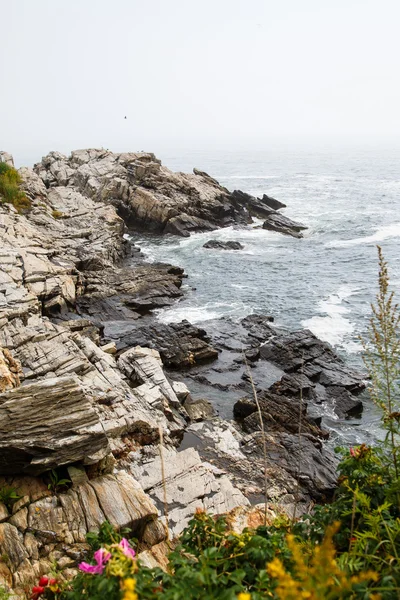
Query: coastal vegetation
[[0, 162, 31, 212], [28, 247, 399, 599]]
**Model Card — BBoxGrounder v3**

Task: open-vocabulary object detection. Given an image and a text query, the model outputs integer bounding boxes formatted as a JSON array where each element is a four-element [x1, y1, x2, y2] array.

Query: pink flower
[[79, 548, 111, 575], [119, 538, 136, 560]]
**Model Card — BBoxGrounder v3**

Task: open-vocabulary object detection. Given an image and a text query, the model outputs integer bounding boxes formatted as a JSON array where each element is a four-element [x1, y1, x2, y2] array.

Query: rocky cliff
[[0, 149, 362, 598]]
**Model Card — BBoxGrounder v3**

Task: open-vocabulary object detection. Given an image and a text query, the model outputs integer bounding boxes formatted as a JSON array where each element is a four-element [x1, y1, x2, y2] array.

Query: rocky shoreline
[[0, 149, 365, 598]]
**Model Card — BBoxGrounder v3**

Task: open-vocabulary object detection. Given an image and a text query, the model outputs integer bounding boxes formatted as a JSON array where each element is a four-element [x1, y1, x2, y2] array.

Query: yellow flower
[[122, 577, 138, 600], [237, 594, 251, 600]]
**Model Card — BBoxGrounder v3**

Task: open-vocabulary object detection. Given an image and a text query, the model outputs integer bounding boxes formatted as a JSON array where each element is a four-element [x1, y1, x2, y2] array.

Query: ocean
[[130, 146, 400, 446]]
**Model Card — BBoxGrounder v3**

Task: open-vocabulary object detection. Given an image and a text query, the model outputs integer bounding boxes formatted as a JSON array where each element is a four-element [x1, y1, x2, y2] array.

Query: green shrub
[[52, 209, 64, 219], [0, 162, 31, 213]]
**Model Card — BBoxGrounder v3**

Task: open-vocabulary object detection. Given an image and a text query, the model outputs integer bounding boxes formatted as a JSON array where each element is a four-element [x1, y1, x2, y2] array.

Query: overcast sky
[[2, 0, 400, 165]]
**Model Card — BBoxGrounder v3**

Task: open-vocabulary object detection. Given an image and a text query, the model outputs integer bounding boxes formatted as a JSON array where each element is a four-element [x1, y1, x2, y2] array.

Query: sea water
[[131, 145, 400, 444]]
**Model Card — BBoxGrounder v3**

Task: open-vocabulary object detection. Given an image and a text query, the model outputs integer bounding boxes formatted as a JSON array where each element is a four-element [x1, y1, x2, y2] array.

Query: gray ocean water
[[131, 146, 400, 445]]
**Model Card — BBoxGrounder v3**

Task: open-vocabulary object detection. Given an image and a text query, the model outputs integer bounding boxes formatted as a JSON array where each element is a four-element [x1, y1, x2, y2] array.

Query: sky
[[2, 0, 400, 166]]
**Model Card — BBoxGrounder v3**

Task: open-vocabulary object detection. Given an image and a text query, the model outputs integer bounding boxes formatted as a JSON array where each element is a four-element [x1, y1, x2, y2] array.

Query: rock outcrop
[[32, 149, 306, 238], [0, 149, 361, 598]]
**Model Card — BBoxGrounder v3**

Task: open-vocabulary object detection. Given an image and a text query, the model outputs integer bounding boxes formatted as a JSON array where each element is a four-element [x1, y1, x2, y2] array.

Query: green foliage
[[0, 162, 31, 213], [46, 468, 71, 493], [0, 486, 20, 509], [0, 585, 10, 600], [86, 520, 133, 551], [52, 209, 63, 219]]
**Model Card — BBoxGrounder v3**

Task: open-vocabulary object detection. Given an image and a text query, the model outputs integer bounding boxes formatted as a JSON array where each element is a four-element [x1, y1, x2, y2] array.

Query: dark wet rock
[[77, 263, 185, 320], [241, 314, 275, 344], [236, 389, 329, 440], [203, 240, 244, 250], [259, 329, 365, 418], [259, 194, 286, 210], [263, 212, 307, 238], [111, 320, 219, 368], [232, 398, 257, 419]]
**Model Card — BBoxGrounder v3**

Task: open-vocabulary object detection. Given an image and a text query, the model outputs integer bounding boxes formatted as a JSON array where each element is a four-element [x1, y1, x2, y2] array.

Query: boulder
[[203, 240, 244, 250]]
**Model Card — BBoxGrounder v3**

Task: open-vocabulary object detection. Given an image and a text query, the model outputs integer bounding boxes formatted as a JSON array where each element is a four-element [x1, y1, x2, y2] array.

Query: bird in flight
[[124, 116, 127, 119]]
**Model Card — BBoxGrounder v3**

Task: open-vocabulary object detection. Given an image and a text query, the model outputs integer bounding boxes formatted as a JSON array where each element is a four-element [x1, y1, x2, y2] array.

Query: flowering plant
[[30, 576, 60, 600], [61, 536, 137, 600]]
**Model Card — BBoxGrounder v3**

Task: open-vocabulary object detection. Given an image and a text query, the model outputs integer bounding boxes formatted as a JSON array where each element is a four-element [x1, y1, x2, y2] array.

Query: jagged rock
[[130, 446, 249, 536], [77, 263, 185, 319], [203, 240, 244, 250], [67, 466, 89, 487], [235, 390, 328, 439], [259, 329, 365, 418], [259, 194, 286, 210], [118, 346, 182, 411], [263, 212, 307, 238], [0, 375, 110, 475], [32, 150, 297, 238], [114, 320, 219, 368], [241, 314, 275, 343]]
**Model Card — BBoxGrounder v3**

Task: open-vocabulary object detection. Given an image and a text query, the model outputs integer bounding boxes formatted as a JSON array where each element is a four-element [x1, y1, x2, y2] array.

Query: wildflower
[[31, 585, 45, 599], [350, 447, 356, 457], [122, 577, 138, 600], [237, 593, 251, 600], [38, 577, 48, 587], [79, 548, 111, 574], [119, 537, 136, 560]]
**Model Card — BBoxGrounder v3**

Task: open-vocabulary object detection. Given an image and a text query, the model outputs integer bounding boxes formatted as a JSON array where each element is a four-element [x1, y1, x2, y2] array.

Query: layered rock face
[[0, 151, 250, 597], [0, 149, 361, 597]]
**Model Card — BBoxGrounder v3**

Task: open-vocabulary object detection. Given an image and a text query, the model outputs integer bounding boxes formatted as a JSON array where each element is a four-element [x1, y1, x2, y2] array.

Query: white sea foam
[[301, 285, 359, 347], [327, 223, 400, 248], [157, 301, 252, 324]]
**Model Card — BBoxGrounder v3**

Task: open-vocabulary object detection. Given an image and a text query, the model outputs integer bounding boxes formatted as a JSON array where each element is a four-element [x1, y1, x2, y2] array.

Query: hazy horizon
[[2, 0, 400, 167]]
